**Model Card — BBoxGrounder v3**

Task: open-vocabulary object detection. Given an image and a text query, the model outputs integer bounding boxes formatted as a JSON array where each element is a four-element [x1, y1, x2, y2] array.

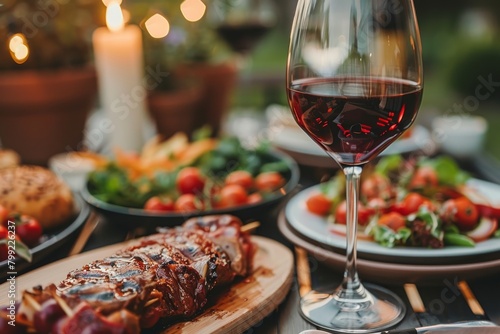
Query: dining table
[[3, 149, 500, 334]]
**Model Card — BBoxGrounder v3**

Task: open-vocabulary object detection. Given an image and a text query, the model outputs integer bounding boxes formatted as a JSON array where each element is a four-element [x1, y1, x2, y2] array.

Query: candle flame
[[106, 2, 124, 32], [180, 0, 206, 23], [102, 0, 122, 6], [145, 14, 170, 39], [8, 33, 29, 64]]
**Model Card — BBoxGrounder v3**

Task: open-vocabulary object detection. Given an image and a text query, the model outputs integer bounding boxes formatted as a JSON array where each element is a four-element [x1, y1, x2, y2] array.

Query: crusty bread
[[0, 149, 20, 169], [0, 166, 75, 229]]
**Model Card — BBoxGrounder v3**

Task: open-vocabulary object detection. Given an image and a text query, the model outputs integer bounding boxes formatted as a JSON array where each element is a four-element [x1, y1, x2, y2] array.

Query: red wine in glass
[[216, 21, 272, 55], [288, 77, 422, 165]]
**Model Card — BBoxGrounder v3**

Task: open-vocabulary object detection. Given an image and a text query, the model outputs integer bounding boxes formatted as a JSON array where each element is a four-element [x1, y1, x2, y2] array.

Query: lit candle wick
[[106, 2, 124, 32]]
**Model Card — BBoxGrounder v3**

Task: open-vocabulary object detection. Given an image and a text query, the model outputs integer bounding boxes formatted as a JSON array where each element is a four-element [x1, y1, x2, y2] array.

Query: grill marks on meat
[[14, 215, 254, 334], [57, 230, 234, 325]]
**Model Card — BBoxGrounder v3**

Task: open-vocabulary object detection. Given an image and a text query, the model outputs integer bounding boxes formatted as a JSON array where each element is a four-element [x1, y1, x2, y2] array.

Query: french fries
[[109, 132, 217, 178]]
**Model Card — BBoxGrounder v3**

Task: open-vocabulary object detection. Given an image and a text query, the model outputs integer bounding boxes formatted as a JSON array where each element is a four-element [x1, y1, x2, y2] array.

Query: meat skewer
[[2, 215, 256, 334]]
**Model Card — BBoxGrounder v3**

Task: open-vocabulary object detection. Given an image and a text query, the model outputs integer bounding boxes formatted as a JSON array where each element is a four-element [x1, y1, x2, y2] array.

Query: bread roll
[[0, 149, 20, 169], [0, 166, 75, 229]]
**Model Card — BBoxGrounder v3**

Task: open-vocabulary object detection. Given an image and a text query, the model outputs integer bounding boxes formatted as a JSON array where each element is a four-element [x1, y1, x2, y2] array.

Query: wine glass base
[[299, 283, 406, 333]]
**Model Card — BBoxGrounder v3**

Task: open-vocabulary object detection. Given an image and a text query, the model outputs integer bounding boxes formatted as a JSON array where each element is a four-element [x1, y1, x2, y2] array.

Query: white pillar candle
[[92, 3, 145, 153]]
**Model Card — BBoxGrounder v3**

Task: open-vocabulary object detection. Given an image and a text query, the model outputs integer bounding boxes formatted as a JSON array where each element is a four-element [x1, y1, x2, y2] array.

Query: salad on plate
[[305, 155, 500, 248]]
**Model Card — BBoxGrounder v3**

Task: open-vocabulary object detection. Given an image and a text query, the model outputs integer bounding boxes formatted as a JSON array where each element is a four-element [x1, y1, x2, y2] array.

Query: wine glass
[[286, 0, 423, 332], [210, 0, 276, 58]]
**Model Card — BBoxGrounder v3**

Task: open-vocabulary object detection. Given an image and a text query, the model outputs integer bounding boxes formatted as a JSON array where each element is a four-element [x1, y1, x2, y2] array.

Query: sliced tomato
[[361, 173, 392, 200], [409, 165, 439, 189], [378, 212, 406, 231], [335, 201, 347, 225], [393, 192, 435, 216], [306, 193, 332, 216], [475, 204, 500, 220], [466, 217, 498, 242], [334, 200, 374, 226]]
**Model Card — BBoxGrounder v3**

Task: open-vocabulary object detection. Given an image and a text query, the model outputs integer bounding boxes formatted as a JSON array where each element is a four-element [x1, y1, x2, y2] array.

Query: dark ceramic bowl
[[82, 150, 300, 230], [0, 194, 90, 280]]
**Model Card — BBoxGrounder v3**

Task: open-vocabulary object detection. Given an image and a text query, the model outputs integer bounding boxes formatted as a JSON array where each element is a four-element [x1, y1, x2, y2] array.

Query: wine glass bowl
[[287, 0, 423, 332], [211, 0, 276, 56]]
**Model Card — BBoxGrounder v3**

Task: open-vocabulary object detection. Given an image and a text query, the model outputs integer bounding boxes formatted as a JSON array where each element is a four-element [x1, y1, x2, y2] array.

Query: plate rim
[[285, 179, 500, 264], [278, 210, 500, 285], [0, 194, 90, 276]]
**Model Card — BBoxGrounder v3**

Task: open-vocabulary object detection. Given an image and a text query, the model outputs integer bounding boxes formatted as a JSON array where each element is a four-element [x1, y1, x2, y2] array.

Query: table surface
[[5, 153, 500, 334]]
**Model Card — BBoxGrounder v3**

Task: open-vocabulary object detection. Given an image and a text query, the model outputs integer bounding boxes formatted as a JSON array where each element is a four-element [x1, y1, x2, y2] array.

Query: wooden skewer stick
[[295, 247, 312, 297], [403, 283, 426, 313], [144, 298, 160, 307], [458, 281, 486, 316], [23, 293, 42, 312], [241, 221, 260, 234], [52, 293, 74, 318]]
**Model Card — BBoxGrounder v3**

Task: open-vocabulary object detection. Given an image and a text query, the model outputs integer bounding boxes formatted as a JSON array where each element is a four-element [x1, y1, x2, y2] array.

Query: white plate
[[285, 179, 500, 265], [278, 211, 500, 285], [271, 124, 434, 167]]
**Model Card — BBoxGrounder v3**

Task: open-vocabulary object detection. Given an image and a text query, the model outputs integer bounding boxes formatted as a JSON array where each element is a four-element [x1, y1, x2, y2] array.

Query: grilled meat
[[8, 215, 255, 334]]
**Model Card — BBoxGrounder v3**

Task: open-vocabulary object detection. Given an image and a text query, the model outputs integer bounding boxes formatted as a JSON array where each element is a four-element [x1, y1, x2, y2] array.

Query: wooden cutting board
[[0, 236, 294, 334]]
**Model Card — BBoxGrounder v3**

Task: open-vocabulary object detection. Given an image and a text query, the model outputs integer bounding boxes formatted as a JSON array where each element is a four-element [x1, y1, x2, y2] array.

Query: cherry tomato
[[335, 200, 373, 226], [176, 167, 205, 195], [144, 196, 175, 212], [16, 215, 43, 247], [255, 172, 285, 192], [218, 184, 248, 208], [175, 194, 200, 212], [335, 201, 347, 225], [358, 205, 375, 226], [378, 212, 407, 231], [409, 165, 439, 189], [0, 244, 7, 262], [0, 225, 7, 239], [394, 192, 434, 216], [247, 192, 263, 205], [361, 173, 392, 200], [306, 193, 332, 216], [0, 205, 8, 227], [441, 196, 479, 231], [225, 170, 254, 190]]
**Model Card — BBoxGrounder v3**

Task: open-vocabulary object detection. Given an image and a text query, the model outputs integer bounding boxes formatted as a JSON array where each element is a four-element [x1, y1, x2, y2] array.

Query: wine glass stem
[[341, 166, 363, 295]]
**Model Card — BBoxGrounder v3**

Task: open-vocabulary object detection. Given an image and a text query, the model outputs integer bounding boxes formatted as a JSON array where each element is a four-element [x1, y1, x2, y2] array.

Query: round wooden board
[[0, 236, 294, 334]]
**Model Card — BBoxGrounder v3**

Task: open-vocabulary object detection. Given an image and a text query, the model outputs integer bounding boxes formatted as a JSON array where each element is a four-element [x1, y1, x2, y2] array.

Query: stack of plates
[[278, 179, 500, 285]]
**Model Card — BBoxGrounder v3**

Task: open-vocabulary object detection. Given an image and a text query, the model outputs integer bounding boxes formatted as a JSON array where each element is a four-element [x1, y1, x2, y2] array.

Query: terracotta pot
[[0, 67, 97, 166], [176, 61, 238, 136], [147, 84, 204, 139]]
